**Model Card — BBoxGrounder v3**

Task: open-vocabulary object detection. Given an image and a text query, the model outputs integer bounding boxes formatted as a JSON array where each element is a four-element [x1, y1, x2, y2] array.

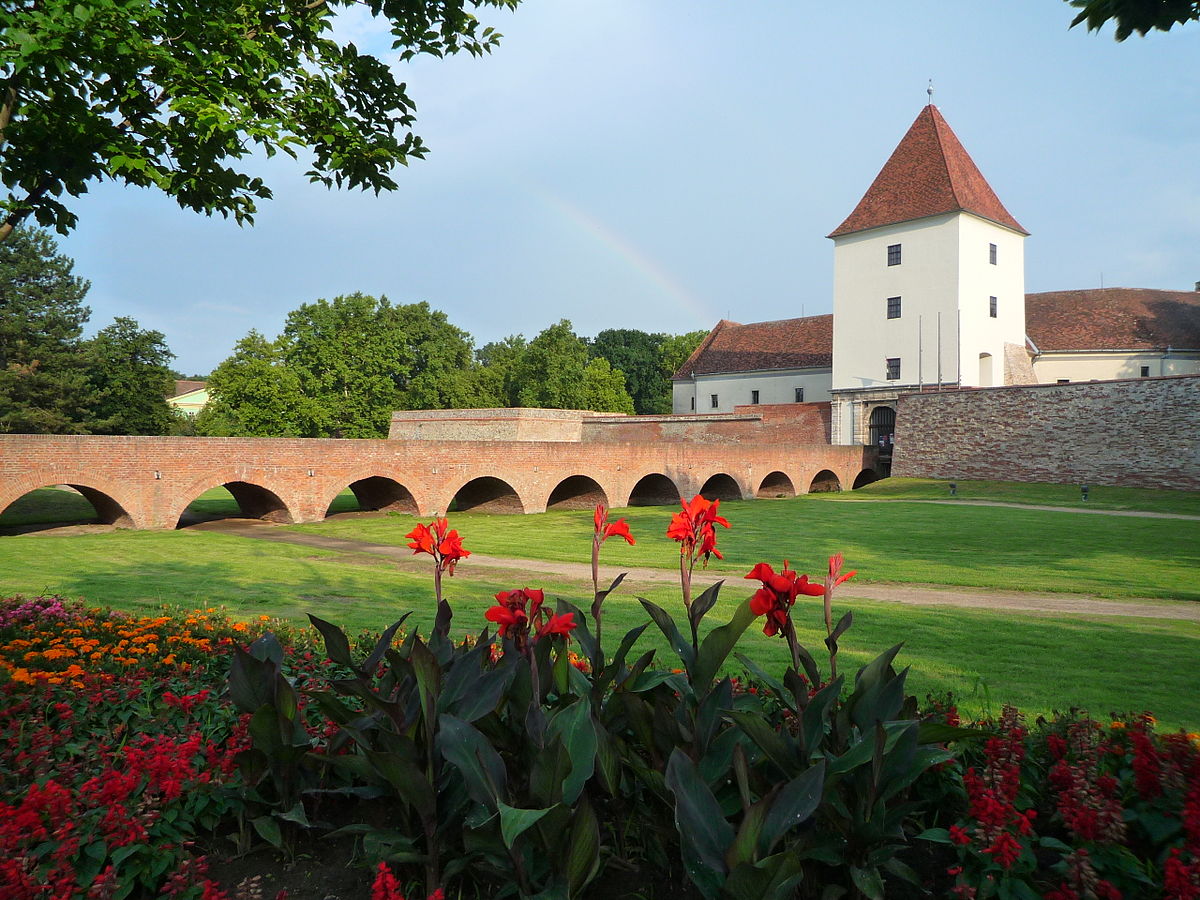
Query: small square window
[[751, 390, 760, 404], [710, 394, 719, 409], [1140, 366, 1150, 378], [989, 296, 998, 318], [1057, 379, 1070, 384], [989, 243, 998, 265], [885, 357, 901, 380], [887, 244, 901, 266], [887, 296, 901, 319], [794, 387, 804, 403]]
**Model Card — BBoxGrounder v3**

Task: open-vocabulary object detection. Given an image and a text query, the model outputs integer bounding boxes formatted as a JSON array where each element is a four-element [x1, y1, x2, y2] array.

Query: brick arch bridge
[[0, 405, 878, 531]]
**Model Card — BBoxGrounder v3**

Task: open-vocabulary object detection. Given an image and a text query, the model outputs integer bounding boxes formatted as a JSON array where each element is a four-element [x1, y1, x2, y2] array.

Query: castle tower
[[827, 104, 1029, 446]]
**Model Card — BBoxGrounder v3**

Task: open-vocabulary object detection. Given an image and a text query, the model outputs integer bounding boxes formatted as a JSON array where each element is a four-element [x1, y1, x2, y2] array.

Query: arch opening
[[0, 484, 133, 534], [450, 477, 524, 514], [177, 482, 293, 527], [547, 475, 608, 511], [628, 473, 681, 507], [868, 406, 896, 449], [808, 469, 842, 493], [852, 468, 880, 490], [326, 477, 418, 517], [756, 471, 795, 499], [699, 473, 742, 502]]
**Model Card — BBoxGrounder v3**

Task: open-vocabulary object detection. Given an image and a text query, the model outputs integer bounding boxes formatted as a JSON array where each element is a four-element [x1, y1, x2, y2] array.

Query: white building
[[672, 104, 1200, 446]]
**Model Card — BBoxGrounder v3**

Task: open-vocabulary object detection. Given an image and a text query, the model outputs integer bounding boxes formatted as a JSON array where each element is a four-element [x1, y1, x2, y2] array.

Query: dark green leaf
[[547, 698, 596, 805], [850, 865, 884, 900], [565, 793, 601, 898], [664, 748, 732, 899], [498, 802, 555, 849], [693, 599, 755, 688], [689, 579, 723, 632], [639, 597, 695, 673], [307, 614, 354, 669], [760, 760, 825, 855]]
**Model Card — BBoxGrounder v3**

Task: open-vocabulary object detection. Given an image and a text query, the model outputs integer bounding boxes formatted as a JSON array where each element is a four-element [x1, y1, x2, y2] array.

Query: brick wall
[[1, 430, 878, 530], [892, 374, 1200, 489]]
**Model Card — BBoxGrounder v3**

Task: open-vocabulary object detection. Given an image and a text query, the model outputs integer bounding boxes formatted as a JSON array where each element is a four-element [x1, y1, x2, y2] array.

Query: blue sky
[[57, 0, 1200, 376]]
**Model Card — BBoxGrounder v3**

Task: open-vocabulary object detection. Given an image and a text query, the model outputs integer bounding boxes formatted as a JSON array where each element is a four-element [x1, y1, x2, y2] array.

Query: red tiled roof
[[829, 105, 1027, 238], [672, 316, 833, 378], [1026, 288, 1200, 352], [173, 380, 206, 396]]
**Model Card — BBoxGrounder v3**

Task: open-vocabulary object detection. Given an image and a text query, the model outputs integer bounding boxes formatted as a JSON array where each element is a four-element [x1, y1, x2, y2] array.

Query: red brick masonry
[[0, 406, 874, 529]]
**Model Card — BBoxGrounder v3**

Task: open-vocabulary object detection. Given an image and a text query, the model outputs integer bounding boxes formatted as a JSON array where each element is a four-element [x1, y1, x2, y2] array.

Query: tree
[[0, 226, 92, 432], [0, 0, 520, 240], [197, 330, 311, 436], [473, 335, 528, 406], [590, 328, 668, 415], [1067, 0, 1199, 39], [392, 302, 480, 410], [512, 320, 634, 413], [84, 316, 177, 434]]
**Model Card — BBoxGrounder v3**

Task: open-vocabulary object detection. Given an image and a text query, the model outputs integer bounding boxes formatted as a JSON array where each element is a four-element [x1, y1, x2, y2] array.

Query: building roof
[[672, 315, 833, 379], [172, 379, 207, 397], [1026, 288, 1200, 352], [828, 105, 1028, 238]]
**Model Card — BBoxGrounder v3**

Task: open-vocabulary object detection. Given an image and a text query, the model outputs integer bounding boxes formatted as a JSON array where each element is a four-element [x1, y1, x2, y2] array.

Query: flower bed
[[2, 499, 1198, 899]]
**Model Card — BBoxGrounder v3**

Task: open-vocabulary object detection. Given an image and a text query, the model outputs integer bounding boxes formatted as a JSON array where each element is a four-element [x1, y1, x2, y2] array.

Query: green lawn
[[288, 497, 1200, 601], [842, 477, 1200, 516], [1, 525, 1198, 729]]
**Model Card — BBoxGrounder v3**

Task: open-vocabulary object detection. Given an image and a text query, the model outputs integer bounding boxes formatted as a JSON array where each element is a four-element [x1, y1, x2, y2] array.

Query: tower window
[[989, 243, 998, 265], [887, 244, 901, 266], [887, 296, 901, 319], [1140, 366, 1150, 377], [885, 358, 901, 380], [794, 387, 805, 403], [710, 394, 719, 409], [989, 296, 998, 318], [690, 396, 695, 410], [751, 390, 760, 404]]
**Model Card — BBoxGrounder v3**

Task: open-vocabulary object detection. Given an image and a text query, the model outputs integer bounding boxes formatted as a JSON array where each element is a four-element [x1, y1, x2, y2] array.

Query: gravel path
[[192, 519, 1200, 623]]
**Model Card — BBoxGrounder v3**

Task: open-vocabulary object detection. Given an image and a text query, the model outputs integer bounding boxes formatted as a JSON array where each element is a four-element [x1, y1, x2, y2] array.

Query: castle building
[[672, 104, 1200, 448]]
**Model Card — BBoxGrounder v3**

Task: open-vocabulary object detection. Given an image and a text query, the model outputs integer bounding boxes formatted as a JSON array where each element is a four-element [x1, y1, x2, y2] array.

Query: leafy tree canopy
[[0, 226, 92, 432], [590, 328, 667, 415], [1068, 0, 1199, 39], [513, 320, 634, 414], [84, 315, 177, 435], [0, 0, 519, 240], [197, 330, 311, 437]]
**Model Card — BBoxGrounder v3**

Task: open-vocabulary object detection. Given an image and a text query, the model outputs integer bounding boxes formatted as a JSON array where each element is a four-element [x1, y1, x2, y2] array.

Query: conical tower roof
[[828, 105, 1028, 238]]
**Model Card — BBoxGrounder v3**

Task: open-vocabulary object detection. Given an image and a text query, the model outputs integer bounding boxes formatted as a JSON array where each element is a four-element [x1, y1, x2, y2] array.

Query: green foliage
[[513, 319, 634, 413], [1068, 0, 1200, 40], [198, 330, 311, 436], [83, 315, 177, 435], [0, 226, 91, 432], [589, 327, 710, 414], [0, 0, 521, 237]]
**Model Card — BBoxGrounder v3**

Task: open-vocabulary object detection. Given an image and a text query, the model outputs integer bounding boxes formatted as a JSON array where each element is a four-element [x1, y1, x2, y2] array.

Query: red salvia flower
[[371, 862, 405, 900]]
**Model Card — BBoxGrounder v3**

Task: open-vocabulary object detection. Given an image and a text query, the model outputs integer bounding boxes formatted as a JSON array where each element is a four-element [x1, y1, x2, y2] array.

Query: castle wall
[[892, 374, 1200, 489]]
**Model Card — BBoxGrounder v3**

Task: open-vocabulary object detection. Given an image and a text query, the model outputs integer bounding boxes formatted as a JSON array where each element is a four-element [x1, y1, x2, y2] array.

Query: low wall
[[892, 375, 1200, 489]]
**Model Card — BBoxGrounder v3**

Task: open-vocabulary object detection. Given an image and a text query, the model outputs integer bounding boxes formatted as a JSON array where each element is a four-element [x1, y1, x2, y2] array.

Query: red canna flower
[[535, 611, 577, 639], [485, 588, 573, 651], [745, 561, 823, 637], [827, 552, 857, 589], [594, 503, 635, 545], [405, 518, 470, 575], [667, 495, 730, 566]]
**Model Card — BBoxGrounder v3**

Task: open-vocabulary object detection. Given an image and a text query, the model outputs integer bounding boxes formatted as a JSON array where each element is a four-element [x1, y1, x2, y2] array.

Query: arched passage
[[546, 475, 608, 511], [326, 476, 418, 517], [808, 470, 842, 493], [177, 481, 293, 527], [756, 471, 795, 499], [627, 473, 681, 507], [699, 473, 742, 502], [450, 477, 524, 514], [0, 483, 133, 534], [852, 469, 880, 490]]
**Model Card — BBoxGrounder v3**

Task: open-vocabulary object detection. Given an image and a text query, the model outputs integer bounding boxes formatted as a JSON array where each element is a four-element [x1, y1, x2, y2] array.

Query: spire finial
[[927, 79, 934, 105]]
